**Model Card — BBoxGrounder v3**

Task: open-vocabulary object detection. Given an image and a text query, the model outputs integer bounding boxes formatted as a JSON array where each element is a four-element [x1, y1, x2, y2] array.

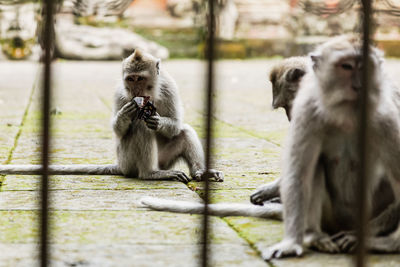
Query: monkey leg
[[158, 124, 223, 182], [250, 178, 281, 205], [305, 162, 339, 253], [369, 201, 400, 236], [118, 125, 190, 183], [333, 201, 400, 252]]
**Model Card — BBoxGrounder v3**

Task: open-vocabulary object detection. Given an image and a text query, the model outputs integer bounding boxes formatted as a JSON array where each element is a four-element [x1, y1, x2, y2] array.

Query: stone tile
[[213, 60, 291, 146], [0, 243, 267, 267], [0, 189, 200, 210], [2, 175, 190, 191], [189, 171, 278, 190], [0, 210, 245, 245], [0, 61, 37, 163], [213, 137, 282, 173]]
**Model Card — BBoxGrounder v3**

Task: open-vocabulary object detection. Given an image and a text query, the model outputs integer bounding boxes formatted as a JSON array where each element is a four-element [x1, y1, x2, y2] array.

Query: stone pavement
[[1, 59, 400, 267]]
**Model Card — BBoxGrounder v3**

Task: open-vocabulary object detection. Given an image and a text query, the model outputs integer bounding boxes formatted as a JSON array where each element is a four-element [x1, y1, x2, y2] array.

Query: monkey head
[[309, 35, 384, 128], [269, 57, 307, 120], [122, 49, 161, 99]]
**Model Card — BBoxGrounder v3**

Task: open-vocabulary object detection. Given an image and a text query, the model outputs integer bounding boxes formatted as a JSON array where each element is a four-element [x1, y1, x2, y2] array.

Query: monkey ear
[[286, 68, 305, 82], [156, 59, 160, 75], [132, 49, 142, 61]]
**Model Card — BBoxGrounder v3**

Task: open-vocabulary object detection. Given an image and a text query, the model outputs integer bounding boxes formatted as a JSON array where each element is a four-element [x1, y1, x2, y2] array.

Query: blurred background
[[1, 0, 400, 61]]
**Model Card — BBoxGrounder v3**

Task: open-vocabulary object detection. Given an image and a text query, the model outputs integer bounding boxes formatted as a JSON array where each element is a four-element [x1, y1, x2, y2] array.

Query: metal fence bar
[[40, 0, 55, 266], [355, 0, 373, 266], [201, 0, 216, 266]]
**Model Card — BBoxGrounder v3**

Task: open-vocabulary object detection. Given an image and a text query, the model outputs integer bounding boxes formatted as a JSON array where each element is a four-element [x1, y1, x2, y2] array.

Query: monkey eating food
[[133, 96, 157, 121], [0, 49, 224, 183]]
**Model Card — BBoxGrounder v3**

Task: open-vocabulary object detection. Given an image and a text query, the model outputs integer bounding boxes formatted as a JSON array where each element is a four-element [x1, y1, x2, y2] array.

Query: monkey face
[[124, 74, 150, 96], [310, 35, 384, 130], [333, 57, 360, 101], [122, 49, 161, 98]]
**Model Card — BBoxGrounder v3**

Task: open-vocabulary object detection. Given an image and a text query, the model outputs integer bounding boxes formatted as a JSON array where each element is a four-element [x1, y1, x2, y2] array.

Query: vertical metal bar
[[201, 0, 215, 266], [40, 0, 54, 266], [356, 0, 373, 266]]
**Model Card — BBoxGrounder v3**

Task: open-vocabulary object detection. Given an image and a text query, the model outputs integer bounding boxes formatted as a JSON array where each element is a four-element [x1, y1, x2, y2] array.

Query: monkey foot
[[309, 234, 340, 253], [262, 239, 304, 260], [265, 197, 281, 204], [194, 169, 224, 182], [332, 231, 357, 252], [168, 170, 191, 183]]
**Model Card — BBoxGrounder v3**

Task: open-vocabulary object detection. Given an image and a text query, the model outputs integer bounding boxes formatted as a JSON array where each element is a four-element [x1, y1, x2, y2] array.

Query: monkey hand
[[145, 114, 161, 131], [194, 169, 224, 182], [332, 231, 357, 252], [262, 239, 304, 260], [250, 184, 277, 206], [118, 100, 139, 121]]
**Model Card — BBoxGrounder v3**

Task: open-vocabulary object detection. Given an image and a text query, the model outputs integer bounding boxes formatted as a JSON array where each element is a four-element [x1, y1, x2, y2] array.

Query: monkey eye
[[341, 63, 354, 71], [137, 76, 145, 81], [126, 77, 134, 82]]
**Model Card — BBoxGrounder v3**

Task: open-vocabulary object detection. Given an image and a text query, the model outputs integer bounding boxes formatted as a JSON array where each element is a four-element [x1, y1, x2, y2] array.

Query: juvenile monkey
[[251, 57, 308, 205], [270, 56, 307, 121], [0, 49, 223, 182]]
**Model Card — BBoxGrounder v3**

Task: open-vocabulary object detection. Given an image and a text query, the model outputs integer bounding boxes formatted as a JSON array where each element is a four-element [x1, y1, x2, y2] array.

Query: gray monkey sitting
[[0, 49, 223, 183]]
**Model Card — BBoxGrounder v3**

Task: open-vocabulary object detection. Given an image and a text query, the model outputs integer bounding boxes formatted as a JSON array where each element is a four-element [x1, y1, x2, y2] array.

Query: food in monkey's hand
[[133, 96, 156, 121]]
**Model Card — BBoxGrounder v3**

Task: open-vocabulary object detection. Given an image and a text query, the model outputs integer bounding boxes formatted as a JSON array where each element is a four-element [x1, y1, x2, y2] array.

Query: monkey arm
[[112, 100, 139, 138], [375, 113, 400, 199], [250, 178, 281, 205], [263, 114, 323, 260], [345, 110, 400, 253]]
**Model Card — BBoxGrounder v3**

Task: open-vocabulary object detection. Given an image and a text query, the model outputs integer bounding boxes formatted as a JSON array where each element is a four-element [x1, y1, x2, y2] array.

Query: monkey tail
[[0, 164, 122, 175], [140, 197, 282, 220]]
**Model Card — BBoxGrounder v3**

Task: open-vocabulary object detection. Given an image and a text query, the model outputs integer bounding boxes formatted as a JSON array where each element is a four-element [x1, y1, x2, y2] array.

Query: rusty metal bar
[[40, 0, 55, 266], [201, 0, 216, 266], [355, 0, 373, 266]]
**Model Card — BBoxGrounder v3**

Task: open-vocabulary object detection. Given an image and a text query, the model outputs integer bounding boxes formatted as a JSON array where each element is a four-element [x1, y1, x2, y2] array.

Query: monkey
[[269, 56, 308, 121], [139, 36, 400, 257], [251, 56, 308, 205], [262, 35, 400, 259], [250, 55, 395, 210], [0, 49, 224, 183], [112, 49, 224, 182]]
